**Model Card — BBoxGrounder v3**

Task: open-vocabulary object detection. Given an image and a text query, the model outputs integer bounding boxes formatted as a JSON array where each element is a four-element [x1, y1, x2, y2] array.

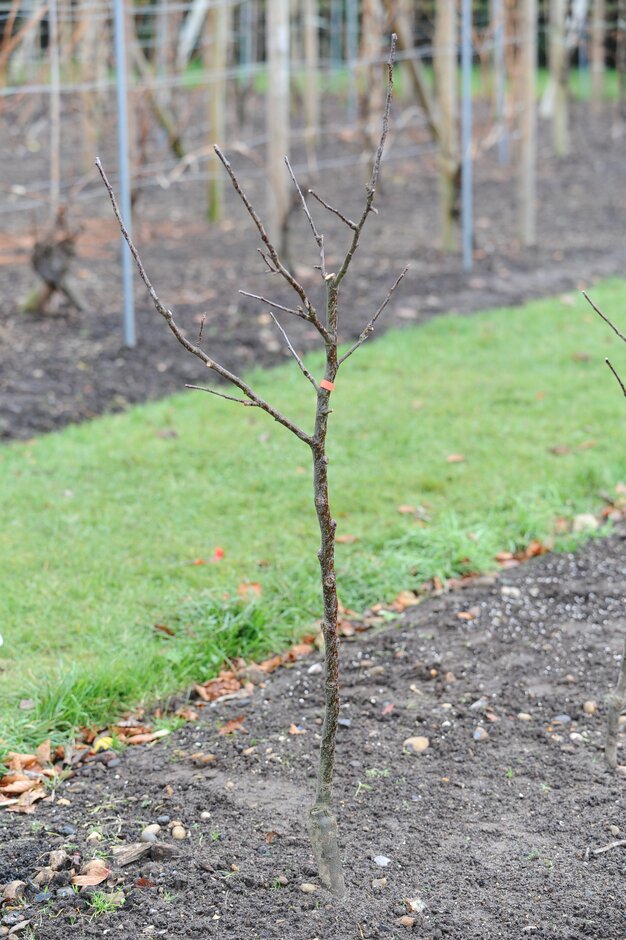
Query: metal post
[[48, 0, 60, 219], [330, 0, 342, 68], [492, 0, 508, 164], [461, 0, 473, 272], [113, 0, 136, 348]]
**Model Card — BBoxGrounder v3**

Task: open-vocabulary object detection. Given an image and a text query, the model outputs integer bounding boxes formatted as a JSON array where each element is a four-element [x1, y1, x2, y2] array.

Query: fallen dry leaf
[[218, 716, 247, 736], [153, 623, 176, 637], [135, 876, 156, 888], [288, 724, 306, 735], [397, 504, 417, 515], [72, 859, 111, 887], [336, 534, 358, 544], [283, 643, 314, 663], [237, 581, 262, 598], [194, 672, 241, 702], [446, 453, 465, 463]]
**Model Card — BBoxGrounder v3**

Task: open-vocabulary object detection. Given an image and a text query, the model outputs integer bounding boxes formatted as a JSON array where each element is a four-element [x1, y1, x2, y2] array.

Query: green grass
[[2, 280, 626, 754]]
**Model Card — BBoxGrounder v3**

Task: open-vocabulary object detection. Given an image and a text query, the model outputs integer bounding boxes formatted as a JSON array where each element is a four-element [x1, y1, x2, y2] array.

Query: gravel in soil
[[1, 528, 625, 939], [1, 103, 625, 440]]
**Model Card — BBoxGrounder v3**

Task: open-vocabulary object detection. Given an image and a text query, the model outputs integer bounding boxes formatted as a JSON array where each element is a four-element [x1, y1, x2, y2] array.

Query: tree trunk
[[549, 0, 569, 155], [518, 0, 537, 246], [590, 0, 605, 106], [434, 0, 459, 251], [307, 284, 345, 899], [617, 0, 626, 118], [605, 636, 626, 769], [303, 0, 319, 149]]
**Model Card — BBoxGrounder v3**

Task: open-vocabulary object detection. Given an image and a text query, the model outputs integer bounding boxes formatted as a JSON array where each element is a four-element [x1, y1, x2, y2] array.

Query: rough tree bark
[[98, 38, 406, 896]]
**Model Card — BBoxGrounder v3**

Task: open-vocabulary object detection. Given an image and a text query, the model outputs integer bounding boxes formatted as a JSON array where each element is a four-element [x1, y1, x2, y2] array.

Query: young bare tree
[[583, 290, 626, 773], [98, 37, 406, 897]]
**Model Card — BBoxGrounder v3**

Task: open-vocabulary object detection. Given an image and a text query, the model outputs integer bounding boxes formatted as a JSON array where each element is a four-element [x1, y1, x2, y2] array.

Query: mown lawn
[[1, 279, 625, 753]]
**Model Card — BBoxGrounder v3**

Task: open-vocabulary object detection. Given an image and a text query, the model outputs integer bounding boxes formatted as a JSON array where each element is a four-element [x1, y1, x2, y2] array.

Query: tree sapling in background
[[98, 37, 407, 896]]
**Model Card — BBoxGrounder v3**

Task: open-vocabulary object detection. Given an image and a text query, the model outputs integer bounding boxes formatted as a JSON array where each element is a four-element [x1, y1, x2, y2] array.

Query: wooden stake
[[206, 0, 228, 222], [518, 0, 537, 246], [590, 0, 605, 106], [434, 0, 459, 251]]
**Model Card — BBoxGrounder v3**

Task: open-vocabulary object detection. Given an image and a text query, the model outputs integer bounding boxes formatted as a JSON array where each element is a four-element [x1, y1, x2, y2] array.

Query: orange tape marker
[[320, 379, 335, 391]]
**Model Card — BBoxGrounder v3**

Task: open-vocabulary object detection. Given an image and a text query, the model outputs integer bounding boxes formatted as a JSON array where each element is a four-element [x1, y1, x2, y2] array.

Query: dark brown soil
[[2, 528, 625, 939], [1, 101, 625, 441]]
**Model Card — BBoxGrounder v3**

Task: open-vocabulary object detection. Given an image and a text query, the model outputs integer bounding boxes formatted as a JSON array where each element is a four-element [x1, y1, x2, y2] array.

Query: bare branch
[[332, 34, 397, 290], [213, 146, 330, 342], [239, 289, 308, 322], [583, 290, 626, 345], [96, 158, 313, 447], [185, 384, 259, 406], [267, 310, 320, 391], [257, 248, 278, 274], [606, 358, 626, 398], [592, 839, 626, 855], [308, 190, 358, 232], [337, 265, 409, 366], [284, 157, 326, 278]]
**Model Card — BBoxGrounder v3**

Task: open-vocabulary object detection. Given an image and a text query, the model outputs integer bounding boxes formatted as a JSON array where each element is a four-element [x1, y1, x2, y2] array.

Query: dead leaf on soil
[[194, 671, 241, 702], [218, 716, 247, 736], [72, 859, 111, 887], [336, 534, 358, 544], [288, 724, 306, 735], [237, 581, 262, 598], [446, 454, 465, 463]]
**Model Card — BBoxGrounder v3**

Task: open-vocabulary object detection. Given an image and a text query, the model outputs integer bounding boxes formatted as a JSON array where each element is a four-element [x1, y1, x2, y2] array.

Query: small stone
[[501, 585, 521, 598], [617, 765, 626, 778], [56, 886, 75, 899], [1, 914, 26, 928], [34, 890, 54, 903], [2, 882, 26, 901], [573, 513, 599, 533], [405, 897, 426, 914], [583, 701, 597, 716], [157, 815, 170, 825], [553, 714, 572, 726], [517, 713, 532, 721], [277, 875, 289, 886], [56, 798, 71, 807], [610, 825, 620, 836], [58, 824, 77, 837], [369, 665, 385, 677], [338, 717, 352, 728], [140, 830, 158, 843], [397, 916, 416, 928], [469, 698, 488, 711], [373, 855, 391, 867], [307, 663, 323, 675], [300, 883, 318, 893], [473, 726, 489, 742], [86, 832, 103, 844], [143, 824, 161, 836], [48, 850, 70, 871], [200, 811, 211, 820], [171, 826, 187, 841], [403, 736, 429, 754], [372, 877, 387, 889]]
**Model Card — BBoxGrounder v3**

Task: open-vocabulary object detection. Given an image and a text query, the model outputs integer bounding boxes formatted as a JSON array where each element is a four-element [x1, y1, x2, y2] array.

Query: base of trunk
[[308, 803, 346, 898]]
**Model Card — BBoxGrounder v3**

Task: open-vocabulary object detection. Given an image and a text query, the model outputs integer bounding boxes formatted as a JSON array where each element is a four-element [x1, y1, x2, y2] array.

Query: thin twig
[[239, 290, 308, 321], [257, 248, 278, 274], [96, 158, 313, 447], [308, 190, 358, 232], [592, 839, 626, 855], [605, 358, 626, 398], [185, 384, 259, 406], [213, 146, 330, 342], [338, 266, 409, 366], [284, 157, 326, 278], [332, 34, 397, 290], [266, 310, 320, 391], [583, 291, 626, 345], [197, 314, 206, 344]]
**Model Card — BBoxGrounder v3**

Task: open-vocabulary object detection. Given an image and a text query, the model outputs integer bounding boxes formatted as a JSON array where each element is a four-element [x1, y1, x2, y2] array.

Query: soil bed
[[1, 103, 625, 440], [1, 528, 625, 939]]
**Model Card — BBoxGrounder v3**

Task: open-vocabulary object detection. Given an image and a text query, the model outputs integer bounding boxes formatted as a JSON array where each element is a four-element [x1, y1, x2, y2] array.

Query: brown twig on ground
[[98, 35, 405, 899]]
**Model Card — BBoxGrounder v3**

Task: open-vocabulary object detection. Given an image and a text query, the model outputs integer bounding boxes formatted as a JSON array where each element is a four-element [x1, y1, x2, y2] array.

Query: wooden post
[[266, 0, 290, 248], [434, 0, 458, 251], [303, 0, 319, 147], [492, 0, 509, 163], [617, 0, 626, 117], [518, 0, 537, 246], [590, 0, 605, 106], [205, 0, 228, 222], [360, 0, 385, 150]]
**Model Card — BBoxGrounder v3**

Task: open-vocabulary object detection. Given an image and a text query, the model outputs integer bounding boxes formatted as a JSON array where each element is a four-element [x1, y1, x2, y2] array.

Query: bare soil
[[1, 527, 625, 939], [1, 101, 625, 440]]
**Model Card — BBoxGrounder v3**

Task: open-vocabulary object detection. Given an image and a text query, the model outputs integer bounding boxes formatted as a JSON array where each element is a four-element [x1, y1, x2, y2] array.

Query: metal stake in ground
[[113, 0, 136, 348]]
